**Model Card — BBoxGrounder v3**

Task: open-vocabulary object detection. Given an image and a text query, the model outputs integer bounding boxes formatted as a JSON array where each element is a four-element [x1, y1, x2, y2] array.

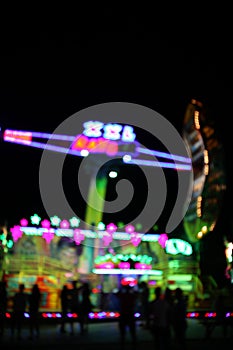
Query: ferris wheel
[[182, 99, 227, 243]]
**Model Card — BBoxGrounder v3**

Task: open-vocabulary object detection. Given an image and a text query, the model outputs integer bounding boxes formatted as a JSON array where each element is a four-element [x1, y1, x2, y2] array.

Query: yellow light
[[194, 111, 200, 129], [201, 226, 208, 234]]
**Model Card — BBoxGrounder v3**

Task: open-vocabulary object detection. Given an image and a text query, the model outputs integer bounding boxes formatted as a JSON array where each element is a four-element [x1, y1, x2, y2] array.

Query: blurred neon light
[[3, 129, 191, 168], [71, 135, 119, 156], [18, 226, 161, 242], [118, 262, 130, 269], [82, 121, 136, 142], [92, 268, 163, 275], [134, 263, 152, 270], [136, 147, 191, 163], [168, 274, 193, 281], [94, 253, 153, 265], [20, 218, 28, 227], [97, 262, 115, 269], [4, 129, 32, 144], [16, 225, 190, 254], [165, 239, 192, 256], [6, 311, 233, 320], [123, 158, 192, 171]]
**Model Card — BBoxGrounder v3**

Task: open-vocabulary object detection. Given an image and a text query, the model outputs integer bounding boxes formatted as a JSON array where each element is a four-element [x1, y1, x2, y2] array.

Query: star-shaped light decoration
[[41, 219, 51, 229], [30, 214, 41, 225], [60, 219, 70, 229], [42, 229, 55, 244], [130, 233, 142, 247], [125, 224, 135, 234], [50, 215, 61, 227], [106, 223, 117, 234], [20, 218, 28, 227], [102, 232, 113, 247], [10, 226, 23, 242], [69, 217, 80, 228], [158, 233, 168, 249], [97, 222, 105, 231], [73, 229, 85, 245]]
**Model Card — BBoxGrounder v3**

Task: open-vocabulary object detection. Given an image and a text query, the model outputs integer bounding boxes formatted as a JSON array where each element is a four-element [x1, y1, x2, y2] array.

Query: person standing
[[11, 283, 28, 340], [28, 283, 41, 339], [173, 288, 187, 350], [150, 286, 173, 350], [138, 281, 150, 328], [69, 280, 81, 335], [79, 282, 92, 334], [117, 284, 138, 348], [59, 284, 69, 333]]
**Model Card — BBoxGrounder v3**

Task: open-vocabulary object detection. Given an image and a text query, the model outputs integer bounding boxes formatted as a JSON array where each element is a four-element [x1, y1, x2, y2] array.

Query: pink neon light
[[106, 223, 117, 233], [134, 263, 152, 270], [20, 218, 28, 227], [41, 219, 51, 229], [60, 220, 70, 229], [71, 135, 118, 156], [102, 232, 113, 246], [3, 129, 32, 145], [73, 229, 85, 245], [118, 262, 130, 269], [130, 233, 141, 246], [10, 225, 23, 242], [98, 262, 115, 269], [42, 230, 54, 243], [125, 224, 135, 234], [158, 233, 168, 248]]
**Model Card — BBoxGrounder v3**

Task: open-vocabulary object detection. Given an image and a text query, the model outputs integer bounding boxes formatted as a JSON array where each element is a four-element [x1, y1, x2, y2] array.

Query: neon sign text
[[71, 135, 118, 156], [83, 121, 136, 142]]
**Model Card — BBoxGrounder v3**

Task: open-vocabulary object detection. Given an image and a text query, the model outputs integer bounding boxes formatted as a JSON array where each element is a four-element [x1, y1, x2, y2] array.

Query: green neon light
[[30, 214, 41, 225], [94, 253, 153, 265], [165, 238, 192, 256]]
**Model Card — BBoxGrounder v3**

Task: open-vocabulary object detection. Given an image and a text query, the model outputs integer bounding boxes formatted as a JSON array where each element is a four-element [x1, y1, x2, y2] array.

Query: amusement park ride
[[0, 99, 229, 314]]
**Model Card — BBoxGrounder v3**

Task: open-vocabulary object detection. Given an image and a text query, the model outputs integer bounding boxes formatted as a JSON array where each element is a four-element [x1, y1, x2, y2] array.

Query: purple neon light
[[31, 131, 76, 141], [33, 141, 87, 156], [123, 158, 192, 171], [136, 147, 191, 163], [4, 129, 192, 169]]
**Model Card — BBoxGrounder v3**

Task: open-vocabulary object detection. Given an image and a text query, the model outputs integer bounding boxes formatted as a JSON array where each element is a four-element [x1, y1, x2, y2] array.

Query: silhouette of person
[[79, 282, 92, 334], [28, 283, 41, 339], [117, 284, 138, 348], [150, 286, 173, 350], [138, 281, 150, 328], [0, 281, 7, 337], [173, 288, 187, 350], [69, 280, 82, 335], [11, 283, 28, 340], [59, 284, 69, 333]]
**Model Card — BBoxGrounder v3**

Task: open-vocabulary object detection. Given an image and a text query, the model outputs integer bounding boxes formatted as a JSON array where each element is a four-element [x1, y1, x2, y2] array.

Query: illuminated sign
[[71, 135, 137, 156], [70, 121, 137, 156], [165, 238, 192, 256], [71, 135, 119, 156], [82, 121, 136, 142]]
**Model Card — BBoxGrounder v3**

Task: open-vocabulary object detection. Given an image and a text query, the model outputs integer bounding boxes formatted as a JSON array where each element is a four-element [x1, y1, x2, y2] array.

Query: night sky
[[0, 27, 232, 286]]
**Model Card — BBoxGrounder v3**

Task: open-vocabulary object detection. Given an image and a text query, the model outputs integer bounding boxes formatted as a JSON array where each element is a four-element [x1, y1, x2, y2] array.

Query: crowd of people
[[60, 280, 92, 335], [116, 283, 188, 350], [0, 279, 93, 340], [0, 279, 188, 348]]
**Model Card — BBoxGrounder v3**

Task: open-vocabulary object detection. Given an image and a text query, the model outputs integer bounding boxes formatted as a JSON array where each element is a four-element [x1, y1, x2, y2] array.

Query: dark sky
[[0, 29, 232, 285]]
